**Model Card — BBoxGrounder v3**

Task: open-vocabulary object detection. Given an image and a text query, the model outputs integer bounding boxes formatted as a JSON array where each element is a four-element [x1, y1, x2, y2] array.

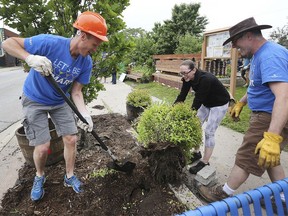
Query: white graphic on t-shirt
[[270, 74, 281, 78], [53, 59, 81, 85]]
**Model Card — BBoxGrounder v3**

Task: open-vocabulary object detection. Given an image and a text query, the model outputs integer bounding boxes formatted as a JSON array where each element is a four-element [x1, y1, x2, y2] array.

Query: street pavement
[[1, 69, 288, 211], [0, 66, 26, 132]]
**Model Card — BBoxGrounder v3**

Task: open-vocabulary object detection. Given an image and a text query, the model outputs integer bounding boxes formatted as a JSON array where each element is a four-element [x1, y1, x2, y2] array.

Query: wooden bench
[[223, 83, 230, 88], [153, 72, 183, 89], [152, 54, 202, 88], [176, 178, 288, 216], [153, 54, 202, 74], [126, 72, 143, 82], [155, 59, 183, 74]]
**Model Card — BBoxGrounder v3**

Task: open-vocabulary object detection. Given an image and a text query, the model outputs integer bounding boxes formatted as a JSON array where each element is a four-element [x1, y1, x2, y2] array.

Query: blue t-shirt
[[23, 34, 92, 105], [247, 41, 288, 113], [243, 58, 250, 67]]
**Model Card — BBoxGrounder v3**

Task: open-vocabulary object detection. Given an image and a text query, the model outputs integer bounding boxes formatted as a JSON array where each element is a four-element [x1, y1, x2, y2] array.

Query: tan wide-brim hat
[[223, 17, 272, 46]]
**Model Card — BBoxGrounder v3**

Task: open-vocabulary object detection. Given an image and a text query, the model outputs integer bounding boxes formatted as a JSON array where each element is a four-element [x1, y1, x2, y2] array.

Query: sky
[[1, 1, 287, 38], [122, 0, 288, 38]]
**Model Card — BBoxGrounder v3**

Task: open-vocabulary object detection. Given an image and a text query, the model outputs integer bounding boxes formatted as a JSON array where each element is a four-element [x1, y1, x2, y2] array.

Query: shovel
[[46, 75, 136, 173]]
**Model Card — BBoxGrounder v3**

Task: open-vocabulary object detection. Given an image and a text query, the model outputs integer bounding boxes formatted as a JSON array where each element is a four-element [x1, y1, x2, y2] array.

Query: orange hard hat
[[73, 11, 108, 42]]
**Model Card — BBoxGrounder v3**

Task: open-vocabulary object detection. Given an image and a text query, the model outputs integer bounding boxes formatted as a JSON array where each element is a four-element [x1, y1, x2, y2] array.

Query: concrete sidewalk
[[1, 76, 288, 209], [0, 121, 24, 202]]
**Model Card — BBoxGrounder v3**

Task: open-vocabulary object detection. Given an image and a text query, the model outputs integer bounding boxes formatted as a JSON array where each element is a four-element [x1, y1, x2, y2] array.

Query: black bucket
[[126, 103, 144, 121], [15, 118, 64, 167]]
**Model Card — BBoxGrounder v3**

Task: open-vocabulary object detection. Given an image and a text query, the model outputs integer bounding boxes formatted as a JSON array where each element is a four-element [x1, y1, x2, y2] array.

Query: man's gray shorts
[[21, 94, 78, 146]]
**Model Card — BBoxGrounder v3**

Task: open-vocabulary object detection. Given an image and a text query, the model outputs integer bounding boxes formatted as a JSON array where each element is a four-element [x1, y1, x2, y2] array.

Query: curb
[[0, 66, 23, 73], [0, 120, 22, 152]]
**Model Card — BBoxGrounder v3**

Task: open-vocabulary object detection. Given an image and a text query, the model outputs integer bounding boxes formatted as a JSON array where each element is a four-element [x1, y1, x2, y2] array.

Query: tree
[[171, 3, 207, 36], [270, 21, 288, 48], [48, 0, 82, 37], [121, 28, 157, 68], [152, 3, 208, 54], [0, 0, 53, 37], [152, 21, 178, 54], [175, 33, 202, 54], [122, 27, 147, 38], [0, 0, 131, 103]]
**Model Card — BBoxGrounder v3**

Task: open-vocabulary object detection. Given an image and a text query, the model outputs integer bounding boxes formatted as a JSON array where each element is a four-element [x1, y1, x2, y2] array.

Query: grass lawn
[[221, 86, 250, 133], [125, 80, 250, 134]]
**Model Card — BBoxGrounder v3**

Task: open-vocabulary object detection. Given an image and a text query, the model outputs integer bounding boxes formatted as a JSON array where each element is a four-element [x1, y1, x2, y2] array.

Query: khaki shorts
[[235, 112, 288, 176], [21, 94, 78, 146]]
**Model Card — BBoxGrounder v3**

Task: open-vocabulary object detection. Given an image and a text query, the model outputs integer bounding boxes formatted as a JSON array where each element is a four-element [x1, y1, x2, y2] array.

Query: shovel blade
[[108, 161, 136, 173]]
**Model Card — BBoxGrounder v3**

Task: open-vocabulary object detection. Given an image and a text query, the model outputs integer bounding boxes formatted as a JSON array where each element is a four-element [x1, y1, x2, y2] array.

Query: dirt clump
[[140, 142, 186, 185], [0, 113, 187, 216]]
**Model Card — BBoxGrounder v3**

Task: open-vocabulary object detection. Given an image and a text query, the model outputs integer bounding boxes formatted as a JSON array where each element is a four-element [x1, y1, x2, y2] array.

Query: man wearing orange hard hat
[[2, 11, 108, 201]]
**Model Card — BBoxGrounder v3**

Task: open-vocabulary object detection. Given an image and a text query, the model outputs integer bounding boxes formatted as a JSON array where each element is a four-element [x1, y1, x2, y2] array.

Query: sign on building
[[0, 28, 5, 57]]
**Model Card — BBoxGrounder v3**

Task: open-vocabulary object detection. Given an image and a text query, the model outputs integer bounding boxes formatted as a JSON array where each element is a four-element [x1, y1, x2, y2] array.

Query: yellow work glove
[[255, 132, 283, 168], [230, 101, 245, 121]]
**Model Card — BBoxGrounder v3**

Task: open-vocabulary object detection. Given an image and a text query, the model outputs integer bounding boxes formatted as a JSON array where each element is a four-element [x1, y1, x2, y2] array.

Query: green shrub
[[132, 65, 154, 83], [126, 89, 152, 108], [167, 103, 202, 154], [90, 168, 115, 178], [136, 103, 171, 144], [136, 102, 202, 159], [226, 64, 231, 77]]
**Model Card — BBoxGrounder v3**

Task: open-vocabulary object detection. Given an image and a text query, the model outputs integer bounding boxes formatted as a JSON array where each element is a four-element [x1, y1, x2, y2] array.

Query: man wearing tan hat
[[198, 17, 288, 207]]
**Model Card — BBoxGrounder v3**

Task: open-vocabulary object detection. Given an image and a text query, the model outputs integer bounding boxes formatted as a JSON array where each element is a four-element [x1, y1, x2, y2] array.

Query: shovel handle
[[46, 76, 109, 152]]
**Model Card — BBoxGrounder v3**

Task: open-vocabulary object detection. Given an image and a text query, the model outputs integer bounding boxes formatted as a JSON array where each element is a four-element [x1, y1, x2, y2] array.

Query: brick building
[[0, 28, 20, 67]]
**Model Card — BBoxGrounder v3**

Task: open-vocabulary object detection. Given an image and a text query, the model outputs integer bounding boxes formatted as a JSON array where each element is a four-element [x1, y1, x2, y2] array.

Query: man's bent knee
[[34, 143, 50, 157], [63, 135, 77, 146]]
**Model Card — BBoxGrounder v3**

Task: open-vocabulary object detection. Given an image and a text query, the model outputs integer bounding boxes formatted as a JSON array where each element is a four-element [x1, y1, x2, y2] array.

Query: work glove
[[77, 113, 93, 132], [230, 101, 245, 121], [228, 98, 236, 110], [228, 99, 235, 116], [255, 132, 283, 168], [25, 54, 52, 76]]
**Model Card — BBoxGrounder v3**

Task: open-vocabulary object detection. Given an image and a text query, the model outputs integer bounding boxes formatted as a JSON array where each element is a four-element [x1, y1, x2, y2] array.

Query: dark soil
[[0, 113, 187, 216]]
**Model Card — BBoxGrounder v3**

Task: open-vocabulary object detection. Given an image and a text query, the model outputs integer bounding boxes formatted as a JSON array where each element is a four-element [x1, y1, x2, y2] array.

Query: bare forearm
[[268, 82, 288, 135], [2, 37, 29, 60], [239, 93, 248, 104], [71, 92, 89, 114], [268, 98, 288, 134]]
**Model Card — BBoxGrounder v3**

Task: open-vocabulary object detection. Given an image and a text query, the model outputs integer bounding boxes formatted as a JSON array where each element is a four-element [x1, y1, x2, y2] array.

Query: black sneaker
[[190, 151, 202, 164], [189, 161, 209, 174]]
